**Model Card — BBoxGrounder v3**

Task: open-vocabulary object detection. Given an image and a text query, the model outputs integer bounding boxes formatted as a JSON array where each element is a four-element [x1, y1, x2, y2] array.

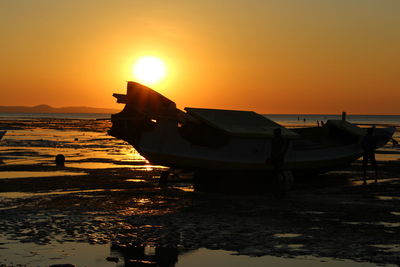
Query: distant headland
[[0, 104, 119, 114]]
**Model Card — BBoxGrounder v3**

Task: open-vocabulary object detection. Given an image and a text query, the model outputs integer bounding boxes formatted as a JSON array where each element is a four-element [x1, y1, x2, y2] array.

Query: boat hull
[[117, 120, 365, 173], [108, 82, 395, 175]]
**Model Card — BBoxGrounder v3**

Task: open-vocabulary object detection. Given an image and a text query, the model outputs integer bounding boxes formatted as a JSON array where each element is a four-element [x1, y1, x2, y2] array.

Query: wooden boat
[[108, 82, 395, 175]]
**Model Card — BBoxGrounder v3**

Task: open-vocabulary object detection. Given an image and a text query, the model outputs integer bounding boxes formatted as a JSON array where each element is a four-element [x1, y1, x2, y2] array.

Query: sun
[[132, 56, 166, 86]]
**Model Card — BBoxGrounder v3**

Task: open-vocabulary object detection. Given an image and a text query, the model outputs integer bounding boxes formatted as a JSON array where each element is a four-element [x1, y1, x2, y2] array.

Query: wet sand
[[1, 162, 400, 266], [0, 118, 399, 266]]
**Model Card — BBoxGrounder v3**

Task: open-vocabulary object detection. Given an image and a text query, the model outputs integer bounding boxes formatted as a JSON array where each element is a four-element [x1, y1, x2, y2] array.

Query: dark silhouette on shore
[[270, 128, 290, 197], [361, 127, 378, 184], [392, 138, 399, 147], [55, 154, 65, 167]]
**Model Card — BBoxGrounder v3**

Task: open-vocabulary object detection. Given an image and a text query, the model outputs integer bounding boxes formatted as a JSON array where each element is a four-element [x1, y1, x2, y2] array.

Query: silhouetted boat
[[108, 82, 395, 175]]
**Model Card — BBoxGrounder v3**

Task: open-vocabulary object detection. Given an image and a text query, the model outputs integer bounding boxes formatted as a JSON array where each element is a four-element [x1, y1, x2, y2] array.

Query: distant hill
[[0, 104, 119, 114]]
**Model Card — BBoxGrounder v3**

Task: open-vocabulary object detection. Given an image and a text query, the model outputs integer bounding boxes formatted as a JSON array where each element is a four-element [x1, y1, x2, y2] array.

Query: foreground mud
[[1, 163, 400, 266]]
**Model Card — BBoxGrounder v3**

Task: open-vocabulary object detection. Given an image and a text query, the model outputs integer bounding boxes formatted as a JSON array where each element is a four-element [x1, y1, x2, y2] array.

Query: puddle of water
[[377, 222, 400, 228], [370, 244, 400, 252], [0, 171, 87, 179], [274, 244, 305, 250], [172, 186, 195, 192], [288, 244, 305, 249], [66, 162, 168, 171], [0, 239, 118, 267], [375, 153, 400, 161], [1, 129, 146, 165], [0, 238, 396, 267], [0, 189, 106, 199], [137, 198, 151, 204], [0, 205, 19, 210], [273, 233, 302, 238], [144, 244, 157, 256], [71, 162, 153, 169], [177, 248, 394, 267], [343, 221, 400, 228], [125, 179, 147, 182], [376, 196, 400, 201], [67, 162, 136, 169]]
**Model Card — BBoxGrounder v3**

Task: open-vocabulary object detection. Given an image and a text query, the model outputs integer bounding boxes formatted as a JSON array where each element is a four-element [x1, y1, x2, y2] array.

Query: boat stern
[[108, 82, 180, 147]]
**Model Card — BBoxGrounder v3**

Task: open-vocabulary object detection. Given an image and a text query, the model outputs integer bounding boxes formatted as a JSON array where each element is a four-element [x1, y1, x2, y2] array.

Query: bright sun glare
[[133, 56, 166, 86]]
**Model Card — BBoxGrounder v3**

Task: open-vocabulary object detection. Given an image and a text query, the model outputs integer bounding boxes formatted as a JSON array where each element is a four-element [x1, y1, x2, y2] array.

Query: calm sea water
[[1, 112, 399, 127], [0, 112, 111, 120], [266, 114, 400, 127]]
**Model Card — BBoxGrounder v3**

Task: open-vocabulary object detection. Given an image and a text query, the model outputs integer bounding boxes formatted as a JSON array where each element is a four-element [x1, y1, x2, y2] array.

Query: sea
[[0, 112, 111, 120], [266, 114, 400, 127], [0, 112, 398, 163], [1, 112, 400, 125]]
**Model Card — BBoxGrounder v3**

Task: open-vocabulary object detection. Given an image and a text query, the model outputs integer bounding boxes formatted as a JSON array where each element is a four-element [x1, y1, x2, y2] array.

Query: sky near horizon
[[1, 0, 399, 114]]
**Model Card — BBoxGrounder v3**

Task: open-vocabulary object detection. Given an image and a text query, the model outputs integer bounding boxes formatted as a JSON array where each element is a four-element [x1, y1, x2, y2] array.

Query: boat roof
[[113, 82, 177, 118], [185, 108, 299, 138], [327, 120, 366, 136]]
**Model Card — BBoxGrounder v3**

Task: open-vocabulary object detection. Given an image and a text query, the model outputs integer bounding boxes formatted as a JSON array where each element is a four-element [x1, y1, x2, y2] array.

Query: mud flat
[[0, 161, 400, 266]]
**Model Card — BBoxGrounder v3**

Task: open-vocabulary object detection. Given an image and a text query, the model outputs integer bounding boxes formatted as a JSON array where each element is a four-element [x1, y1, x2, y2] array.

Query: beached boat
[[0, 131, 6, 140], [108, 82, 395, 175]]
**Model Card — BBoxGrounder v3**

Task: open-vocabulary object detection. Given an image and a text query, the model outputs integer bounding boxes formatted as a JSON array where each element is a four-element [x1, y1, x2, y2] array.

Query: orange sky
[[1, 0, 399, 114]]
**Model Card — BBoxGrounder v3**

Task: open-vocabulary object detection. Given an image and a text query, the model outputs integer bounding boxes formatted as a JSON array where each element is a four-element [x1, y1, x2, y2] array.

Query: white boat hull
[[134, 122, 364, 172], [109, 82, 395, 174]]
